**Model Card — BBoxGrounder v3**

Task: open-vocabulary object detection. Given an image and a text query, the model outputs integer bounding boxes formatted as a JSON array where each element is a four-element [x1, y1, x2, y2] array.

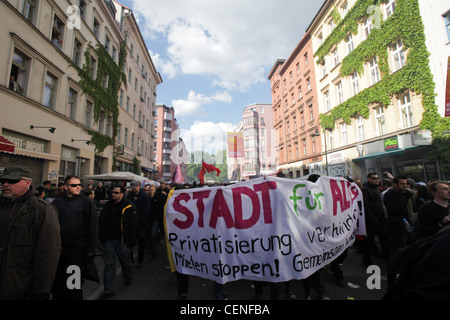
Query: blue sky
[[119, 0, 325, 153]]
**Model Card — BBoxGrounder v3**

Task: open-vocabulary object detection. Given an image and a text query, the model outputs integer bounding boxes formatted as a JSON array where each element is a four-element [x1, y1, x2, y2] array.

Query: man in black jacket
[[126, 180, 151, 268], [98, 186, 138, 299], [383, 175, 414, 257], [51, 175, 98, 300], [0, 166, 61, 300], [361, 173, 390, 266]]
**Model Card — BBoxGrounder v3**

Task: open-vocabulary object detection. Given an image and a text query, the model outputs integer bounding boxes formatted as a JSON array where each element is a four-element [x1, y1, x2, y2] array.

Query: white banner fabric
[[164, 176, 366, 284]]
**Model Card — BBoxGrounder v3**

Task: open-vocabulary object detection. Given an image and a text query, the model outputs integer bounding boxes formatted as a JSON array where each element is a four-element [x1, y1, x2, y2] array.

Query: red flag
[[198, 161, 221, 184], [173, 164, 183, 184]]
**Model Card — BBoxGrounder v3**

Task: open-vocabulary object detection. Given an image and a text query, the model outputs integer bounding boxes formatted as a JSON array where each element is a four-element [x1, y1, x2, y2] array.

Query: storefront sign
[[2, 130, 46, 153], [384, 136, 399, 152], [61, 146, 78, 162]]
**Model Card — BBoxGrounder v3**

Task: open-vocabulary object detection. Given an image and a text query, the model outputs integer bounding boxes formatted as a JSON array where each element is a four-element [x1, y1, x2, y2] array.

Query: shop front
[[352, 131, 444, 182], [0, 130, 59, 185]]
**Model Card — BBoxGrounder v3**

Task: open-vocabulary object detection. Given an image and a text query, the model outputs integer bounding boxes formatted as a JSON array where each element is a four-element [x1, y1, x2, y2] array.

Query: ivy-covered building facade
[[305, 0, 450, 181], [0, 0, 161, 185]]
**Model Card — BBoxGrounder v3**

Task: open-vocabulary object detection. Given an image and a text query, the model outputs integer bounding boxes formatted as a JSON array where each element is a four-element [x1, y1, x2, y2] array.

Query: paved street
[[84, 238, 388, 301]]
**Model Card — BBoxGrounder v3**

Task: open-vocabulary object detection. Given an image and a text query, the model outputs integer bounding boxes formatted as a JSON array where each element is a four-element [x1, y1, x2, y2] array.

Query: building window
[[341, 123, 348, 146], [443, 12, 450, 42], [105, 35, 110, 53], [304, 52, 309, 65], [356, 116, 364, 142], [385, 0, 396, 18], [302, 139, 307, 156], [298, 86, 302, 99], [375, 106, 386, 136], [328, 131, 334, 150], [10, 49, 29, 95], [21, 0, 36, 24], [321, 60, 327, 78], [93, 18, 100, 38], [90, 56, 97, 79], [73, 38, 82, 67], [363, 18, 373, 39], [332, 48, 339, 67], [291, 93, 295, 105], [312, 136, 317, 153], [51, 15, 64, 50], [117, 123, 122, 143], [345, 33, 354, 55], [67, 88, 78, 120], [399, 93, 413, 128], [43, 73, 57, 109], [124, 128, 128, 147], [351, 72, 360, 96], [391, 39, 405, 71], [336, 81, 344, 104], [369, 57, 381, 85], [84, 100, 93, 128], [307, 78, 311, 91], [300, 111, 305, 126], [324, 90, 331, 112], [78, 0, 87, 20], [309, 105, 314, 121]]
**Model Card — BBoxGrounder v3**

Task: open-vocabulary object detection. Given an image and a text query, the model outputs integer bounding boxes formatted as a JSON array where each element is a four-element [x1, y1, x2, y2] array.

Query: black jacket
[[0, 187, 61, 299], [52, 194, 98, 254], [99, 198, 138, 247], [362, 181, 384, 227], [149, 193, 164, 223], [126, 189, 151, 225]]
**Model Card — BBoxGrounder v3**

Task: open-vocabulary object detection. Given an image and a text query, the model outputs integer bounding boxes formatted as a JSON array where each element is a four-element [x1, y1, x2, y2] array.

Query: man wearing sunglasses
[[0, 166, 61, 300], [51, 175, 98, 300]]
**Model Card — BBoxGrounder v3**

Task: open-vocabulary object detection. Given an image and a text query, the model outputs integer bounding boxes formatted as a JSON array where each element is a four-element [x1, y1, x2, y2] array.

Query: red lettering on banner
[[193, 190, 212, 228], [330, 179, 350, 216], [173, 193, 194, 229], [232, 187, 260, 229], [254, 181, 277, 224], [171, 181, 278, 230], [210, 189, 235, 229]]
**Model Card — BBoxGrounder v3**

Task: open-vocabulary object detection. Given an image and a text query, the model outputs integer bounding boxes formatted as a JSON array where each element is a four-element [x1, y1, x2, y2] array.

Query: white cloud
[[132, 0, 323, 91], [171, 90, 233, 117], [178, 121, 237, 161]]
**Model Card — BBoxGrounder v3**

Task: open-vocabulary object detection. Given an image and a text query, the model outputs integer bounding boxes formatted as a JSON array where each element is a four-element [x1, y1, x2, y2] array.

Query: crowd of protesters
[[0, 165, 449, 300]]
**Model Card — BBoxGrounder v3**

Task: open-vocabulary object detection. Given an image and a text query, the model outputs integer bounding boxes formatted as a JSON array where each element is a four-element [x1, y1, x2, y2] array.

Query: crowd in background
[[0, 165, 449, 300]]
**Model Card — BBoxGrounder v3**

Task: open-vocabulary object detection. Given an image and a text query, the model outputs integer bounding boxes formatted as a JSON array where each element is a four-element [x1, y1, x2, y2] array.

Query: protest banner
[[164, 176, 366, 284]]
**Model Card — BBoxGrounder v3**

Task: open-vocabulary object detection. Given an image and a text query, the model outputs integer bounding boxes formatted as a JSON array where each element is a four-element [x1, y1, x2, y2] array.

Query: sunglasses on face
[[67, 184, 82, 187], [0, 178, 24, 185], [111, 191, 122, 195]]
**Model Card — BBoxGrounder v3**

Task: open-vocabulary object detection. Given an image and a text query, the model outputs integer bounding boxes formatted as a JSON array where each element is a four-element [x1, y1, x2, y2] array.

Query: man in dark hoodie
[[361, 173, 390, 266], [0, 166, 61, 300], [126, 180, 150, 268], [98, 186, 138, 299], [51, 175, 98, 300]]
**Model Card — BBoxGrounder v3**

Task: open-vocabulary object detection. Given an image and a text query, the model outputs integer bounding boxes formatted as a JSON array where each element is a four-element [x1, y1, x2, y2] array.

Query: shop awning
[[352, 146, 421, 162], [14, 148, 59, 161], [0, 135, 15, 153]]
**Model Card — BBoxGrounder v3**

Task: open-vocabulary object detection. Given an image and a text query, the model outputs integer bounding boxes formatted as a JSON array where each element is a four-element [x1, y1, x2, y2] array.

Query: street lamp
[[30, 125, 56, 133], [71, 139, 90, 145], [311, 127, 329, 176]]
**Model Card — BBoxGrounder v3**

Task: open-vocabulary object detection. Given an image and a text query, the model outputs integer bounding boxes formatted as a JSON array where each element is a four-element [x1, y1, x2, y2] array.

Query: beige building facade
[[306, 0, 445, 181], [0, 0, 161, 186]]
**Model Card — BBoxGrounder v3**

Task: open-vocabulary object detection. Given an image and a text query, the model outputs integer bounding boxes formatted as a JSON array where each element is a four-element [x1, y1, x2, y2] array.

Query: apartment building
[[153, 104, 187, 182], [268, 34, 323, 179], [306, 0, 447, 181], [0, 0, 161, 185], [113, 1, 162, 177], [240, 103, 276, 180]]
